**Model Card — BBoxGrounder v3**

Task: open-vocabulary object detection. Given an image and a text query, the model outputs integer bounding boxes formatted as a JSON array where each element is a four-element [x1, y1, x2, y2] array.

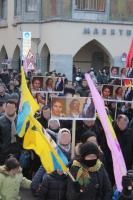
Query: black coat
[[67, 165, 112, 200], [0, 115, 13, 151], [0, 115, 21, 164], [113, 124, 133, 170], [37, 172, 68, 200]]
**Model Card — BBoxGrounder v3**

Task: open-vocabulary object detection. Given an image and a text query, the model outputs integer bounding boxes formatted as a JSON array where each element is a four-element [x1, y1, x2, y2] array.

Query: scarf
[[5, 113, 17, 143], [72, 159, 102, 187]]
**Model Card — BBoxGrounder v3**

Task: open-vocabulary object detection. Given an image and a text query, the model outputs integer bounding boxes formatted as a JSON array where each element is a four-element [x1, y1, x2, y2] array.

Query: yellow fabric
[[23, 116, 68, 173], [21, 67, 39, 115], [72, 159, 102, 172], [72, 159, 102, 186]]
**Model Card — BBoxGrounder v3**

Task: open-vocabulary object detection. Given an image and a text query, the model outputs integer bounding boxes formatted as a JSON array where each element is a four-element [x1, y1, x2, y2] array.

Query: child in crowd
[[0, 156, 31, 200]]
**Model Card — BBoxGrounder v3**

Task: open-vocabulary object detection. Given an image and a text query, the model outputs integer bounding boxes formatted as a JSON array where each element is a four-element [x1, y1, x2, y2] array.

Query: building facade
[[0, 0, 133, 79]]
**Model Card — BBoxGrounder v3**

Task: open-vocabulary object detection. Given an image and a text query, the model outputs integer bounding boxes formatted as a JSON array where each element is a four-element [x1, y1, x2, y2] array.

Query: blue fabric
[[31, 166, 46, 190], [16, 102, 31, 135], [112, 190, 121, 200], [50, 146, 69, 171]]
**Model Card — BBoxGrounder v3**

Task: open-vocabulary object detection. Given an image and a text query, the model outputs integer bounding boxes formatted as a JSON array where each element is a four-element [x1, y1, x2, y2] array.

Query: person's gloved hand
[[122, 175, 133, 198], [122, 176, 132, 189], [73, 181, 81, 193]]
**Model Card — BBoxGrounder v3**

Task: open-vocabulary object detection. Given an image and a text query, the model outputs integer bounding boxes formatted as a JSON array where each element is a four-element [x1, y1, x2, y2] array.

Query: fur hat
[[80, 142, 99, 159]]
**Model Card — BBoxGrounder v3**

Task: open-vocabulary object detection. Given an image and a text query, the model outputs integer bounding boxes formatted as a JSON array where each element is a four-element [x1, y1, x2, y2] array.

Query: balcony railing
[[75, 0, 105, 12]]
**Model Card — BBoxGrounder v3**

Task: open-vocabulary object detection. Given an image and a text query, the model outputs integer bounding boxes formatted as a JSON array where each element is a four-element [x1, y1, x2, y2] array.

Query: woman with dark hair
[[121, 68, 127, 78], [82, 98, 95, 119], [45, 78, 54, 92], [114, 87, 123, 100], [0, 157, 31, 200], [34, 92, 46, 109], [51, 98, 66, 117], [55, 77, 64, 91], [111, 67, 119, 77], [32, 77, 43, 91], [124, 87, 133, 101], [102, 85, 113, 99]]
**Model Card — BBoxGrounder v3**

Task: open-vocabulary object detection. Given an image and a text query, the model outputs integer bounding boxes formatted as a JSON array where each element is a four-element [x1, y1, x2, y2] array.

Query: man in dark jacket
[[0, 100, 21, 164], [113, 114, 133, 170], [37, 170, 68, 200]]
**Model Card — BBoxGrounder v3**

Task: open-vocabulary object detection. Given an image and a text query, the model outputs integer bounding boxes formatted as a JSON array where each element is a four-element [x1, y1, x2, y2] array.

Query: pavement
[[20, 189, 36, 200]]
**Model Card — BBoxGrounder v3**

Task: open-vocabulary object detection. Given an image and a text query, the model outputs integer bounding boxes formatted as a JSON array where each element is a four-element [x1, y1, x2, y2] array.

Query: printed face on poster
[[51, 97, 96, 120], [110, 66, 133, 79], [101, 84, 133, 102], [32, 92, 47, 109], [31, 76, 64, 93]]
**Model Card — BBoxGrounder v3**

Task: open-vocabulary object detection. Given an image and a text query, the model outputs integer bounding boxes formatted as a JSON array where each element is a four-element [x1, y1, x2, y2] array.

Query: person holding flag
[[16, 66, 74, 182]]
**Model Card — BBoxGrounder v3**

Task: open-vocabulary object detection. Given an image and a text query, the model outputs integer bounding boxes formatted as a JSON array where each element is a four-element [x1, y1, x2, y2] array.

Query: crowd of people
[[0, 65, 133, 200]]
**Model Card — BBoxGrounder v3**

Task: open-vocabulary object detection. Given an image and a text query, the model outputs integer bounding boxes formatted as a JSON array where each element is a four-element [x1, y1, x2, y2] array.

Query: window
[[75, 0, 105, 12], [26, 0, 37, 12], [14, 0, 22, 16], [0, 0, 7, 19]]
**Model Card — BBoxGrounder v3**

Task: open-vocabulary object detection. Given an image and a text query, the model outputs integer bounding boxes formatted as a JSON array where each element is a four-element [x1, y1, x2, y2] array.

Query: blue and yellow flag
[[16, 67, 39, 137], [23, 116, 69, 173], [17, 67, 69, 174]]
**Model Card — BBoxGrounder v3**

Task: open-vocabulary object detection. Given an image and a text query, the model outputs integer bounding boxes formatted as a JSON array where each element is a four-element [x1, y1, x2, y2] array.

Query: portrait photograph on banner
[[110, 66, 133, 79], [101, 84, 133, 102], [51, 97, 96, 120], [32, 92, 47, 109], [31, 76, 64, 93]]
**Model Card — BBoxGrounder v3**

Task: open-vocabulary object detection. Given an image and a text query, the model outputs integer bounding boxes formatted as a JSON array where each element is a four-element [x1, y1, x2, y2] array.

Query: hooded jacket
[[0, 166, 31, 200], [113, 124, 133, 170]]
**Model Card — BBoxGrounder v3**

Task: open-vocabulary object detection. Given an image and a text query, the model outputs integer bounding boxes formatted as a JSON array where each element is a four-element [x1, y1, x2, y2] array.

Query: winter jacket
[[0, 115, 13, 151], [0, 166, 31, 200], [37, 171, 68, 200], [113, 124, 133, 170], [0, 115, 21, 165], [67, 163, 112, 200], [31, 165, 46, 195]]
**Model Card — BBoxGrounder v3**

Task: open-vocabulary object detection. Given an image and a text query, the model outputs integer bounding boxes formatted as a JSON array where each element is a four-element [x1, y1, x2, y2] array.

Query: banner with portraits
[[31, 92, 47, 110], [31, 76, 64, 93], [101, 84, 133, 102], [110, 66, 133, 79], [51, 97, 96, 120], [104, 101, 133, 121]]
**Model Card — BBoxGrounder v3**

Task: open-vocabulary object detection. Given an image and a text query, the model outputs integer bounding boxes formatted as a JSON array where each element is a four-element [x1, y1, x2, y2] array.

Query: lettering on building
[[83, 28, 132, 36]]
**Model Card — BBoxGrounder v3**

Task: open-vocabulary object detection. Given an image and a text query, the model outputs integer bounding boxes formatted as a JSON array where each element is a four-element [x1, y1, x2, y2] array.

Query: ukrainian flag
[[16, 67, 39, 137]]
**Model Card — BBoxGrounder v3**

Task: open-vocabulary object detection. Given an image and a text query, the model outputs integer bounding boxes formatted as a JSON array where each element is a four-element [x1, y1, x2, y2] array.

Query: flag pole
[[67, 170, 76, 182], [71, 119, 76, 159]]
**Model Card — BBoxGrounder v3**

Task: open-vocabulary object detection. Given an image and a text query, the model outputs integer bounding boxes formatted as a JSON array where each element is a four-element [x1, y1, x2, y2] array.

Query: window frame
[[75, 0, 106, 12], [0, 0, 7, 19], [25, 0, 38, 13], [14, 0, 22, 16]]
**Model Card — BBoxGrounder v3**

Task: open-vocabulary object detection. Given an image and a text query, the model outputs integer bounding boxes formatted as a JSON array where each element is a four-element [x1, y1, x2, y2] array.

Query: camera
[[119, 170, 133, 200]]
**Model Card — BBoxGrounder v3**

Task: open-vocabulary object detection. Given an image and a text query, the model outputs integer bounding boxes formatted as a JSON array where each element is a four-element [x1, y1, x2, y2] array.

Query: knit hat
[[80, 142, 99, 159], [80, 130, 96, 143], [9, 93, 19, 102]]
